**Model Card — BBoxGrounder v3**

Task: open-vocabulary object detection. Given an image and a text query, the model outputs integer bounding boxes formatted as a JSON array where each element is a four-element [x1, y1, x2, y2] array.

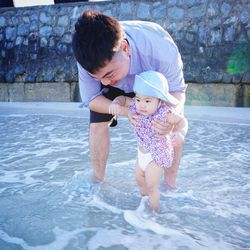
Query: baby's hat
[[133, 71, 179, 105]]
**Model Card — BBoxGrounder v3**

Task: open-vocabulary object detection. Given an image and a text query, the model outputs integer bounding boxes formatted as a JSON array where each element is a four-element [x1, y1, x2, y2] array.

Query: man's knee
[[90, 122, 109, 135]]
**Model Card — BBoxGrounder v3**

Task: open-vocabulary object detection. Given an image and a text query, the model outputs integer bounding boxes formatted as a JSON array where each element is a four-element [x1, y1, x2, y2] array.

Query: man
[[72, 10, 188, 188]]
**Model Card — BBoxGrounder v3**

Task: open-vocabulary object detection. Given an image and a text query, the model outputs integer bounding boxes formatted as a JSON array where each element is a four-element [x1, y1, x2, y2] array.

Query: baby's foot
[[137, 196, 157, 220]]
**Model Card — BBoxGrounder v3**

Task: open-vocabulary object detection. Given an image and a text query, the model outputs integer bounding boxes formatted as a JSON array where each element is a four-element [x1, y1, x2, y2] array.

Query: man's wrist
[[111, 100, 120, 105], [120, 106, 129, 116]]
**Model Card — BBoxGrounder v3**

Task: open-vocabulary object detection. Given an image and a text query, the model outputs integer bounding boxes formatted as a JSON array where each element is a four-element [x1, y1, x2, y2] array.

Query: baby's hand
[[109, 103, 122, 116], [171, 131, 184, 147]]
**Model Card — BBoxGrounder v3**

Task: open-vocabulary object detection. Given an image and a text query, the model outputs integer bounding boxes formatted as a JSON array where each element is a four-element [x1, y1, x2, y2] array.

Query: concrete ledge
[[0, 82, 79, 102], [24, 82, 70, 102], [186, 83, 249, 107], [243, 84, 250, 107], [0, 84, 8, 101], [9, 83, 25, 101]]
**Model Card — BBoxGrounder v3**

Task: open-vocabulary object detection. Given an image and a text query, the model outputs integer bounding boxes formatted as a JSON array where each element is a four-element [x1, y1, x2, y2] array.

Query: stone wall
[[0, 0, 249, 106]]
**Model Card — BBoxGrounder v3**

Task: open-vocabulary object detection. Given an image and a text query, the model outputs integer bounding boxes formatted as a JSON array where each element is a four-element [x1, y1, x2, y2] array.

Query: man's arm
[[170, 115, 188, 147], [77, 63, 105, 108], [166, 108, 188, 140], [89, 95, 113, 113], [152, 92, 187, 136], [171, 92, 186, 115], [112, 96, 133, 107], [89, 95, 132, 116], [169, 92, 188, 138]]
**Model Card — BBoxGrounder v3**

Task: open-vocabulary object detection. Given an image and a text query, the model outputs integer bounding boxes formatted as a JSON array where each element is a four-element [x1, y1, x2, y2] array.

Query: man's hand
[[109, 103, 122, 116], [152, 119, 173, 136], [171, 131, 185, 147]]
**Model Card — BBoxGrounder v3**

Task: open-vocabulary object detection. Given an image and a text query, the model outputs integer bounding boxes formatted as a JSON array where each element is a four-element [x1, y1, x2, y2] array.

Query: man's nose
[[101, 79, 111, 85]]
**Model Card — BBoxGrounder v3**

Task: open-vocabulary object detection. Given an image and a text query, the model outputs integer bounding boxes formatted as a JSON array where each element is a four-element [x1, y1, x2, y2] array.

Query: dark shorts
[[90, 85, 135, 127]]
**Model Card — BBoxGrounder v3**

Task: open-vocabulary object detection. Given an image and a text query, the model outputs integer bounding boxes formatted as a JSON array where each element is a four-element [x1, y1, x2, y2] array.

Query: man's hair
[[72, 11, 124, 74]]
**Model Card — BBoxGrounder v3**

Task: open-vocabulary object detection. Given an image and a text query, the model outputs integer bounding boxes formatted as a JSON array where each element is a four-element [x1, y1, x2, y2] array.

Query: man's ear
[[120, 39, 130, 56]]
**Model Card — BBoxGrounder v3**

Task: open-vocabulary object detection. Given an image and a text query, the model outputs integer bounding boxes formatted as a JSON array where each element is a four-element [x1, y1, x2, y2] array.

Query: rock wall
[[0, 0, 249, 106]]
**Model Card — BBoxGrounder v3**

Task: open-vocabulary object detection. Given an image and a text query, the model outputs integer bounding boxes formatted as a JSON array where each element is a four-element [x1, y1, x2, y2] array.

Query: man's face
[[88, 40, 130, 86]]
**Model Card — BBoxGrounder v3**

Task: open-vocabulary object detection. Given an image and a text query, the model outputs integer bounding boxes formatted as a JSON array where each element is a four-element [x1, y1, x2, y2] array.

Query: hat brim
[[134, 75, 179, 105], [161, 93, 179, 105]]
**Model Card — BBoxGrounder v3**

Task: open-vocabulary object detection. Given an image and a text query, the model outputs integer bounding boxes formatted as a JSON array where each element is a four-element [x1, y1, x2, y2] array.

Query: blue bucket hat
[[133, 71, 179, 105]]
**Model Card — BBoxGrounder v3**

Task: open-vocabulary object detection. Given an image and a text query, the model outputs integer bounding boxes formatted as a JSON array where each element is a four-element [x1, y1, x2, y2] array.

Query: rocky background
[[0, 0, 249, 106]]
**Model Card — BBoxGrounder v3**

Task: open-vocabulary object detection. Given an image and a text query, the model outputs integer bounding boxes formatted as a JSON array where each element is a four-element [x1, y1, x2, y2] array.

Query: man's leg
[[165, 144, 183, 189], [89, 122, 110, 182], [165, 114, 188, 189], [88, 86, 135, 182]]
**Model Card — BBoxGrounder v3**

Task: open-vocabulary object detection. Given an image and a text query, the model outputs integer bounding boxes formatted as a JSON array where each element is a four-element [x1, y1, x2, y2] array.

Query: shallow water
[[0, 105, 249, 250]]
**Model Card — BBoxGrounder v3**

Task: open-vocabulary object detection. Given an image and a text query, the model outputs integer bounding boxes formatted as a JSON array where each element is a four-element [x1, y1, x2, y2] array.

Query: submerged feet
[[165, 167, 177, 189], [137, 196, 157, 220], [91, 173, 104, 184]]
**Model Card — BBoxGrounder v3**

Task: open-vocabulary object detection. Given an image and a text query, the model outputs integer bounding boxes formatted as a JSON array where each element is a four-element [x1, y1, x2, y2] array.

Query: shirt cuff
[[170, 83, 188, 93]]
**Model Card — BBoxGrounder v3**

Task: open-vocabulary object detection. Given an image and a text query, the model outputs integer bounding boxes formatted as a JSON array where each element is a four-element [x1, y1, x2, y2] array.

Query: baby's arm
[[109, 96, 133, 116]]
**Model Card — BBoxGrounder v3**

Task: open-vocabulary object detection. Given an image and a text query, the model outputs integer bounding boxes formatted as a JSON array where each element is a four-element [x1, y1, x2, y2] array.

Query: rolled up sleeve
[[166, 53, 188, 93], [159, 47, 188, 94], [77, 63, 102, 108]]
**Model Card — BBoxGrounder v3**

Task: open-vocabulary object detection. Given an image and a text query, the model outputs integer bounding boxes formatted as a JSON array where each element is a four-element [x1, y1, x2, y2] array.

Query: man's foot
[[165, 167, 177, 189], [91, 173, 104, 184]]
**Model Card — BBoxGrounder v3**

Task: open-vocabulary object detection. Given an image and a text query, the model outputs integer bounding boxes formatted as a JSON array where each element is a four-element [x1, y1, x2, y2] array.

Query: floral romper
[[128, 101, 174, 168]]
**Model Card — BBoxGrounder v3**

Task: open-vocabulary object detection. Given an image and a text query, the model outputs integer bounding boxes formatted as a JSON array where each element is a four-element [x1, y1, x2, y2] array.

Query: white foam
[[87, 227, 234, 250], [0, 187, 7, 194], [0, 114, 28, 117], [160, 189, 196, 199], [123, 196, 181, 236], [233, 225, 250, 236], [0, 227, 89, 250], [108, 159, 135, 167], [90, 195, 123, 214], [36, 227, 87, 250], [0, 229, 32, 250], [0, 169, 40, 185], [43, 159, 61, 173], [124, 209, 175, 235]]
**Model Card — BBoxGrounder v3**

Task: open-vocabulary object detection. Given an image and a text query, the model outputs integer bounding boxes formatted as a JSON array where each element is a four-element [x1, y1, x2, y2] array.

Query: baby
[[109, 71, 186, 212]]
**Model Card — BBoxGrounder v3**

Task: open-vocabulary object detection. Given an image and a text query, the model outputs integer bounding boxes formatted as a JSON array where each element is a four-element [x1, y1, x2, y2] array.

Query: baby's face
[[135, 94, 160, 116]]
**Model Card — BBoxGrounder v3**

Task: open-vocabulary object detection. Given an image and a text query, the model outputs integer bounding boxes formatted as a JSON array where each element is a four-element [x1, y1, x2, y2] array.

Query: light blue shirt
[[77, 20, 187, 108]]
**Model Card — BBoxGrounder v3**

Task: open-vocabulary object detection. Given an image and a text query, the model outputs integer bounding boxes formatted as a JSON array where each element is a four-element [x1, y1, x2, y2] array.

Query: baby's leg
[[135, 159, 147, 196], [145, 161, 163, 212]]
